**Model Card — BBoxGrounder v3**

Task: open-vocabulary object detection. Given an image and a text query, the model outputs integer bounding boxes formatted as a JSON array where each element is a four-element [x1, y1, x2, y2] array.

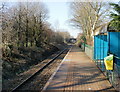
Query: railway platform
[[43, 46, 116, 91]]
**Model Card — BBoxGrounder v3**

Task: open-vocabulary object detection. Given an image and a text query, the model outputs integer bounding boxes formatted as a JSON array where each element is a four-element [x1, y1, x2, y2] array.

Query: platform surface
[[43, 46, 115, 91]]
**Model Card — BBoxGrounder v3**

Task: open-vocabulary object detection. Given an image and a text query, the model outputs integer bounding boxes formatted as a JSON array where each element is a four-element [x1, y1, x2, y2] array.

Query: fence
[[81, 43, 93, 59], [81, 32, 120, 91]]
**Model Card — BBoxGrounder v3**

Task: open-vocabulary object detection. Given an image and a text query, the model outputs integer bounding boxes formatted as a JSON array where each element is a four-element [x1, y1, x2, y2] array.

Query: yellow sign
[[104, 55, 113, 70]]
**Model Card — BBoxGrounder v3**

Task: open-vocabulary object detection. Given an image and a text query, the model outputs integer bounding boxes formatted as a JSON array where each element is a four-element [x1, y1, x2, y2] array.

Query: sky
[[3, 0, 119, 38], [44, 2, 80, 38]]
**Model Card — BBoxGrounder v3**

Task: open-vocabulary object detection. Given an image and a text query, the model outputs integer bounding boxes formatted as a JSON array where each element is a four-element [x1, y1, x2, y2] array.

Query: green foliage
[[110, 3, 120, 14], [80, 35, 86, 43], [109, 3, 120, 31]]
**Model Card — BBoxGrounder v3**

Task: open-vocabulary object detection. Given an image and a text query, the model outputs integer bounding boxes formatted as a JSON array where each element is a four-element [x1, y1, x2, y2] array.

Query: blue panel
[[115, 58, 120, 66], [109, 32, 118, 56], [94, 35, 108, 60], [118, 32, 120, 57], [108, 32, 120, 65]]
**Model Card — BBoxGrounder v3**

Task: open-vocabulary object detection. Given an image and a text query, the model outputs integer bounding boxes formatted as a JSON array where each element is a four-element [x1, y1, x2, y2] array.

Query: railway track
[[10, 48, 69, 92]]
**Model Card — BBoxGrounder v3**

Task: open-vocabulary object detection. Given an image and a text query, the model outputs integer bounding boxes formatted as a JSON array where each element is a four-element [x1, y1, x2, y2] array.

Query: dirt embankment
[[2, 43, 67, 80]]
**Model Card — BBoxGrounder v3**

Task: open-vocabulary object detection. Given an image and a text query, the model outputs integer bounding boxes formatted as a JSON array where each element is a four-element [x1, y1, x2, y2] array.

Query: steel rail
[[11, 49, 66, 92]]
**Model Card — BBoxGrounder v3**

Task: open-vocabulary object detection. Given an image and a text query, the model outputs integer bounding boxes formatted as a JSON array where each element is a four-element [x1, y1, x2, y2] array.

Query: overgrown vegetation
[[1, 2, 70, 79], [1, 2, 66, 53]]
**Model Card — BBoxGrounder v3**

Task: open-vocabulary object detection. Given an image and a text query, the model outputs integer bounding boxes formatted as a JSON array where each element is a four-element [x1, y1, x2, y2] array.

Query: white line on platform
[[42, 46, 72, 91]]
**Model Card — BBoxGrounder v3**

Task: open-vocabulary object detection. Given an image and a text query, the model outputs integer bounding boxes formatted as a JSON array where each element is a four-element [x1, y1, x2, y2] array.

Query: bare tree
[[70, 2, 110, 45]]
